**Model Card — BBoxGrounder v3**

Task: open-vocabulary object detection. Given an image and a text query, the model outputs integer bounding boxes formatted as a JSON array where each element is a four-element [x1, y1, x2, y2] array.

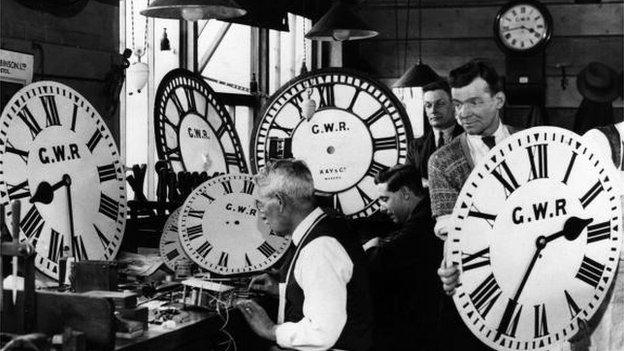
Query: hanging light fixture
[[127, 0, 150, 95], [305, 1, 378, 41], [140, 0, 247, 21], [393, 0, 439, 88]]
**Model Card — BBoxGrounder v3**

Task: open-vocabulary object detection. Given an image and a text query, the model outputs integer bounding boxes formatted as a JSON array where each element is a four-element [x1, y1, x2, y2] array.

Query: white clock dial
[[449, 127, 622, 350], [159, 208, 190, 271], [495, 1, 552, 53], [178, 174, 291, 275], [154, 69, 248, 174], [0, 82, 127, 279], [251, 68, 412, 219]]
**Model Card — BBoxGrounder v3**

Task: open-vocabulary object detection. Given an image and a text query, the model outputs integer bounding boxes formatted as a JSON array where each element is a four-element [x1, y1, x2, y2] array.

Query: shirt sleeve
[[275, 237, 353, 351]]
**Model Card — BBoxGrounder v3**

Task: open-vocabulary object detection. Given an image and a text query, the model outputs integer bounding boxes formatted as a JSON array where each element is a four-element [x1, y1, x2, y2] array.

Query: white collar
[[466, 118, 507, 146], [291, 207, 325, 246]]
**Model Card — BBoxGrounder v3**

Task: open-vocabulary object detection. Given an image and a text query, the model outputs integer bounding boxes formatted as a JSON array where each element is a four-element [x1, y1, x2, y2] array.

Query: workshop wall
[[1, 0, 120, 141], [344, 0, 624, 129]]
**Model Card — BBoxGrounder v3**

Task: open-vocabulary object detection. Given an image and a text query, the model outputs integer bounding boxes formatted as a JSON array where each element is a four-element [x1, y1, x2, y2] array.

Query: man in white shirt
[[236, 159, 373, 351]]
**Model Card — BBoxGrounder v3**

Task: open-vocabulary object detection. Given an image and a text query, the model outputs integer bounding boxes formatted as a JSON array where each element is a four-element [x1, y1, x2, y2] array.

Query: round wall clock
[[250, 68, 412, 219], [178, 174, 291, 275], [159, 208, 191, 271], [154, 68, 248, 174], [448, 127, 622, 350], [494, 0, 553, 55], [0, 81, 127, 279]]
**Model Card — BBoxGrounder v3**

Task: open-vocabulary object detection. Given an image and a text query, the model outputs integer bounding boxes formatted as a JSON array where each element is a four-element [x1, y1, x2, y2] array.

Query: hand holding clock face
[[448, 127, 622, 350]]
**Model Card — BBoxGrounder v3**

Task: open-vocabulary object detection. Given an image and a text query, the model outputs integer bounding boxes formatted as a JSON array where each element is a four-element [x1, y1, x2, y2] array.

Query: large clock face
[[448, 127, 622, 350], [494, 0, 552, 54], [178, 174, 291, 275], [250, 68, 412, 219], [154, 68, 248, 174], [0, 81, 127, 279], [159, 208, 191, 271]]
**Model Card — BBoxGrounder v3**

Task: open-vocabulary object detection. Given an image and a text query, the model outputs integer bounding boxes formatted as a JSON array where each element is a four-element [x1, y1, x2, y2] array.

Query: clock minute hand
[[544, 217, 593, 244], [62, 174, 76, 258]]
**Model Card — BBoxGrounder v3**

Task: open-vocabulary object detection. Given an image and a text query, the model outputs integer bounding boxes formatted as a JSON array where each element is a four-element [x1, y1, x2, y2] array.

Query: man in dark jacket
[[406, 79, 462, 187], [368, 164, 443, 350]]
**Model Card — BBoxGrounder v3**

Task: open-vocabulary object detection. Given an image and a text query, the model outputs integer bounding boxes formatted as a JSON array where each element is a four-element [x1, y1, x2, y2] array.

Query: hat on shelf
[[576, 62, 619, 103]]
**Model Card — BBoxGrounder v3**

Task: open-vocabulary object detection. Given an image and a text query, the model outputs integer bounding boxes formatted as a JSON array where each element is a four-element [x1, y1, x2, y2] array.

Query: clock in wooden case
[[0, 81, 127, 279], [448, 127, 622, 350], [250, 68, 412, 219], [178, 174, 291, 275], [154, 68, 248, 174], [494, 0, 553, 105]]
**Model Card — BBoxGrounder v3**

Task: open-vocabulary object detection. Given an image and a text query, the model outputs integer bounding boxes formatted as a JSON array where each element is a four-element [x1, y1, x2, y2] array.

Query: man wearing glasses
[[236, 159, 373, 351]]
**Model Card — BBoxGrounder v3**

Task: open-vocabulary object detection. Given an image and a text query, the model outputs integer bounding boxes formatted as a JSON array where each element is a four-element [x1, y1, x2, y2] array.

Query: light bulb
[[332, 29, 351, 41], [182, 7, 204, 21]]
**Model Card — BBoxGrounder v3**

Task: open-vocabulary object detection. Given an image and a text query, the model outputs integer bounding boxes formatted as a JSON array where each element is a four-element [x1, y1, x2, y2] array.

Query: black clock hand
[[544, 217, 592, 244], [495, 217, 592, 341], [63, 174, 76, 258], [30, 179, 66, 204]]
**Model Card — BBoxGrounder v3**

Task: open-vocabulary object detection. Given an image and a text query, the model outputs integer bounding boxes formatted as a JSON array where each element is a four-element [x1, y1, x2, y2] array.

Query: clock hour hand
[[30, 178, 66, 204], [544, 217, 592, 244]]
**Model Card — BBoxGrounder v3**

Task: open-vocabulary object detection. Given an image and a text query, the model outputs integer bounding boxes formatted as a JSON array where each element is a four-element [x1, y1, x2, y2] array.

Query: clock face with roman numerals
[[448, 127, 622, 350], [494, 0, 552, 54], [178, 174, 291, 275], [154, 68, 248, 174], [250, 68, 412, 219], [0, 81, 127, 279], [159, 208, 191, 271]]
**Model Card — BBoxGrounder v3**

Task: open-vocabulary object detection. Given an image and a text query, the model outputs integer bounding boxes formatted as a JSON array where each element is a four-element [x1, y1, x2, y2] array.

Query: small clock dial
[[155, 68, 248, 174], [178, 174, 291, 275], [0, 81, 127, 279], [250, 68, 412, 219], [448, 127, 622, 350], [159, 208, 191, 271], [494, 0, 552, 54]]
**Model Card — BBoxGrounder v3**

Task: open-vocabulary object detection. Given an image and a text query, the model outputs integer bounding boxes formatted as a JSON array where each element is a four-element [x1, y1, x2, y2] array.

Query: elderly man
[[407, 79, 462, 185], [237, 159, 373, 351], [427, 59, 521, 350], [368, 164, 441, 350]]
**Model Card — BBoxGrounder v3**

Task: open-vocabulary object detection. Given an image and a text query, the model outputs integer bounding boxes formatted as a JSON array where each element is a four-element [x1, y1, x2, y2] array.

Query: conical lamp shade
[[305, 2, 378, 41], [140, 0, 246, 21], [393, 61, 440, 88]]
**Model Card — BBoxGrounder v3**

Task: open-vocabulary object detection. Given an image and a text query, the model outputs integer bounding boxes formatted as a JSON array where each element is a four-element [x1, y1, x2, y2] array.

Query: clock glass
[[0, 81, 127, 279], [178, 174, 291, 275], [250, 68, 412, 219], [448, 127, 622, 350], [154, 68, 248, 174], [497, 2, 550, 52]]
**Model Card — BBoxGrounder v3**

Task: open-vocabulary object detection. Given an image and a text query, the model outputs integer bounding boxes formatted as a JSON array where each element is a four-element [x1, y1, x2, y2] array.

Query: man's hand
[[249, 273, 279, 297], [236, 299, 277, 341], [434, 215, 452, 241], [438, 257, 460, 296]]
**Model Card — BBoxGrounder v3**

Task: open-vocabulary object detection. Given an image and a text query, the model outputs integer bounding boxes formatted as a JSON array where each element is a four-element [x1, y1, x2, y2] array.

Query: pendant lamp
[[305, 1, 378, 41], [140, 0, 247, 21], [393, 0, 439, 88]]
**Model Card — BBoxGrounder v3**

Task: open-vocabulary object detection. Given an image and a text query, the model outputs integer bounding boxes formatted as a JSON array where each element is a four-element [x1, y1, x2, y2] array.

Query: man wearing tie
[[406, 79, 462, 187], [427, 59, 521, 350]]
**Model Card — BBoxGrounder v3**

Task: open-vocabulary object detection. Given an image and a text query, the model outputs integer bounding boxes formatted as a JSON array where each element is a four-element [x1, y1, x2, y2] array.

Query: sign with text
[[0, 49, 34, 85]]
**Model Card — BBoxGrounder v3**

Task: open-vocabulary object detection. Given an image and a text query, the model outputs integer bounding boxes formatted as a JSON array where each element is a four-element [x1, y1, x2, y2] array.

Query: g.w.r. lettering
[[39, 143, 81, 164]]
